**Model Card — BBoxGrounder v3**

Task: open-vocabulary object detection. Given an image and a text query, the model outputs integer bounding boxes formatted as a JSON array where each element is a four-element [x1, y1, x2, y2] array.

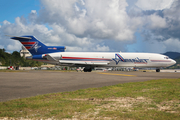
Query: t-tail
[[11, 36, 65, 54], [11, 36, 65, 60]]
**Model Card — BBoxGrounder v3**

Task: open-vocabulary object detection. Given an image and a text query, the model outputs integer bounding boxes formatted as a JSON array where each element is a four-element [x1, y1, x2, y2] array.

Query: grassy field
[[0, 78, 180, 120]]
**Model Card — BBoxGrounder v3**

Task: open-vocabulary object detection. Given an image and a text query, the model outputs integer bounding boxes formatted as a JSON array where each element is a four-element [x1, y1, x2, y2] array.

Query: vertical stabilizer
[[11, 36, 65, 55]]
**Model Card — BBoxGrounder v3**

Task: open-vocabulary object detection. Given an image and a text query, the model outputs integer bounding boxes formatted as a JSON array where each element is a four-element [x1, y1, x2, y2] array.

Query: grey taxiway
[[0, 71, 180, 102]]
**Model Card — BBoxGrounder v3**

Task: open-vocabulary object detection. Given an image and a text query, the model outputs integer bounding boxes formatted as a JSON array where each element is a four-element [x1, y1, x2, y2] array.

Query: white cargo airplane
[[10, 36, 176, 72]]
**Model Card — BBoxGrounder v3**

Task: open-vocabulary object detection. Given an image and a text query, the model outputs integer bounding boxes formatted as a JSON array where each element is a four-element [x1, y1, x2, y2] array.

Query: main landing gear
[[83, 67, 92, 72], [156, 68, 160, 72]]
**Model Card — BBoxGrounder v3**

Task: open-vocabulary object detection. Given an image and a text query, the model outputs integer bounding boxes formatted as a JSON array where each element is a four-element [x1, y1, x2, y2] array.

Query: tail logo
[[21, 42, 41, 52], [31, 42, 41, 52]]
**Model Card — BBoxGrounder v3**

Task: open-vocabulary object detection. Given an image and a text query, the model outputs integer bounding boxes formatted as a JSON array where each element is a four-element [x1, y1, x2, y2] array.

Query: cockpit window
[[164, 57, 169, 59]]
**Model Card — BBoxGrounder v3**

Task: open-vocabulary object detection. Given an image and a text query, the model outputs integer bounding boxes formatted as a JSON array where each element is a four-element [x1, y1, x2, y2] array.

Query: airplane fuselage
[[42, 52, 176, 69], [10, 36, 176, 72]]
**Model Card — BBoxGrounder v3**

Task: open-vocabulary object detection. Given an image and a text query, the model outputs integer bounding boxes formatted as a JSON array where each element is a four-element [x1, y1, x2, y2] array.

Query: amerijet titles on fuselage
[[112, 53, 148, 65], [10, 36, 176, 72]]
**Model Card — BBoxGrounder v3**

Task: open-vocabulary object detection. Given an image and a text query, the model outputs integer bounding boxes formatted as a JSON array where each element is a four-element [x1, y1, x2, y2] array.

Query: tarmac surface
[[0, 70, 180, 102]]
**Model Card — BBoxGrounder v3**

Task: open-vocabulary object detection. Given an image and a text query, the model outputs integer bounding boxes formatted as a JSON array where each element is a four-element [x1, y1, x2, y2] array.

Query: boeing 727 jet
[[10, 36, 176, 72]]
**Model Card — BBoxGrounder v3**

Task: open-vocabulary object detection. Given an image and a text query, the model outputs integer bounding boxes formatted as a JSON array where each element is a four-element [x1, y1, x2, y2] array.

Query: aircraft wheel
[[156, 69, 160, 72], [88, 69, 92, 72], [83, 68, 92, 72]]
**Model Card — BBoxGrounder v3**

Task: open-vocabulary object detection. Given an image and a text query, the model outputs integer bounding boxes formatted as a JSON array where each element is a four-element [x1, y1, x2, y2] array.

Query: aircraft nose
[[172, 59, 176, 65]]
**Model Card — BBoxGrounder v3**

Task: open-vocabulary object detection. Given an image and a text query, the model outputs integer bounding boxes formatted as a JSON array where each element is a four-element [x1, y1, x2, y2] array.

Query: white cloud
[[93, 44, 110, 52], [29, 10, 37, 23], [129, 37, 180, 53], [164, 38, 180, 52], [80, 0, 85, 5], [147, 14, 167, 29], [0, 45, 4, 49], [135, 0, 174, 10], [66, 44, 110, 52], [7, 41, 21, 51], [1, 0, 180, 53], [31, 10, 37, 14], [38, 0, 138, 41], [74, 4, 80, 11], [0, 15, 110, 52], [131, 0, 180, 53], [3, 20, 11, 25], [0, 18, 53, 52]]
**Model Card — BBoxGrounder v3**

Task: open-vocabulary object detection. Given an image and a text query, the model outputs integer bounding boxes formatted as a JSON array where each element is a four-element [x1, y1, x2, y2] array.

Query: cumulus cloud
[[0, 0, 180, 53], [135, 0, 174, 10], [134, 37, 180, 53], [29, 10, 38, 23], [147, 14, 167, 29], [1, 0, 138, 52], [0, 11, 110, 52], [0, 18, 52, 52], [164, 38, 180, 52], [38, 0, 140, 41], [131, 0, 180, 52], [0, 45, 4, 49]]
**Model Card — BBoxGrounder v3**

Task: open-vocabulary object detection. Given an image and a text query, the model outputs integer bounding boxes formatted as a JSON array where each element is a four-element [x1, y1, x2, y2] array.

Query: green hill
[[161, 52, 180, 69], [172, 57, 180, 69], [163, 52, 180, 59], [0, 48, 42, 67], [166, 55, 180, 69]]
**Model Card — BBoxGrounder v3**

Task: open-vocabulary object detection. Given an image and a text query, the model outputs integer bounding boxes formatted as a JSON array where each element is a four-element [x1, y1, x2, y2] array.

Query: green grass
[[0, 78, 180, 119]]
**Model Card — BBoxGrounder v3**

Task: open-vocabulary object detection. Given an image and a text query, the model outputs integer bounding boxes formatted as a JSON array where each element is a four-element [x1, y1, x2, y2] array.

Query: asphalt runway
[[0, 71, 180, 102]]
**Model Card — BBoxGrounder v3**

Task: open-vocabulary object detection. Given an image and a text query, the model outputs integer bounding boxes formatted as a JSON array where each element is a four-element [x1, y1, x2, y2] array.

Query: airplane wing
[[59, 55, 111, 66], [44, 54, 111, 66], [59, 60, 110, 66]]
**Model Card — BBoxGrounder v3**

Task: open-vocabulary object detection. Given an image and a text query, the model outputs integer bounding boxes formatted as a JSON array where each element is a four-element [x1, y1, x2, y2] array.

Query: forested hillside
[[0, 49, 42, 67], [164, 52, 180, 59], [164, 52, 180, 69], [170, 56, 180, 69]]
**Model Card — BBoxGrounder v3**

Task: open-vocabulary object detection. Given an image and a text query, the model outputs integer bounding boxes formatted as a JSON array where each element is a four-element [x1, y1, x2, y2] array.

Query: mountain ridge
[[163, 52, 180, 59]]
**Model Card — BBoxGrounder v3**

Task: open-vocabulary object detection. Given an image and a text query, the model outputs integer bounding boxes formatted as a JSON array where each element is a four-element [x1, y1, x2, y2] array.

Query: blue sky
[[0, 0, 180, 53], [0, 0, 40, 23]]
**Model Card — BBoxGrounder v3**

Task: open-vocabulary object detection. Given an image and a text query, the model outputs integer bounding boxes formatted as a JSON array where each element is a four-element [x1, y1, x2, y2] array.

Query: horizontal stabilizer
[[8, 36, 32, 40]]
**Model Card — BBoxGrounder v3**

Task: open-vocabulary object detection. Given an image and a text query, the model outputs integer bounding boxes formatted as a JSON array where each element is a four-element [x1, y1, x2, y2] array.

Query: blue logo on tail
[[31, 42, 41, 52]]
